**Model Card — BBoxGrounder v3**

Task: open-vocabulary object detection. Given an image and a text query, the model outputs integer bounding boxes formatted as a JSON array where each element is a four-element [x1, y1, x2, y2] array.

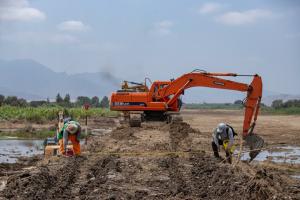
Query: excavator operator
[[212, 123, 237, 164]]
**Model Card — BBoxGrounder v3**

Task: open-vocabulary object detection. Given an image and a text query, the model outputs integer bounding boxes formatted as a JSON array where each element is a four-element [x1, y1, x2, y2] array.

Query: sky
[[0, 0, 299, 95]]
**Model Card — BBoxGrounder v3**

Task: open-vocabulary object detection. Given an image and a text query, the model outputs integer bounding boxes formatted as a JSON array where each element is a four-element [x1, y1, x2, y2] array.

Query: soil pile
[[110, 126, 138, 140], [92, 117, 116, 128], [189, 152, 299, 199], [169, 121, 198, 151], [2, 156, 84, 200], [0, 155, 41, 176]]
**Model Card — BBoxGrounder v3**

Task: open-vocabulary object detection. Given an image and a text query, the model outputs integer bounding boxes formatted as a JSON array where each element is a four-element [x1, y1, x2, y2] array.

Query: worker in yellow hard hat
[[211, 123, 237, 163], [58, 120, 81, 156]]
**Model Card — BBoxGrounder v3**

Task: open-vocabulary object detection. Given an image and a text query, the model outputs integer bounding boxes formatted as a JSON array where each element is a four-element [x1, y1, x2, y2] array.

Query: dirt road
[[0, 110, 300, 199]]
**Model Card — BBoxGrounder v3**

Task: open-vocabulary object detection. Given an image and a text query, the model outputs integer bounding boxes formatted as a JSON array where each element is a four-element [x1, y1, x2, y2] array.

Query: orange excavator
[[110, 70, 264, 160]]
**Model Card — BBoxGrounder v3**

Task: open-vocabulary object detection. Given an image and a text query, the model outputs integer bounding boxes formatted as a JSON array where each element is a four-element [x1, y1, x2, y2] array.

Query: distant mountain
[[0, 59, 120, 100], [0, 59, 299, 104], [0, 86, 43, 100]]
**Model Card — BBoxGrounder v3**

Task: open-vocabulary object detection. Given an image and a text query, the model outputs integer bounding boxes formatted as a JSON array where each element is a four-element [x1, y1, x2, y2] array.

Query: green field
[[0, 129, 55, 139], [260, 107, 300, 115], [0, 106, 119, 123], [0, 103, 299, 126], [183, 103, 243, 110], [184, 103, 300, 115], [0, 129, 91, 139]]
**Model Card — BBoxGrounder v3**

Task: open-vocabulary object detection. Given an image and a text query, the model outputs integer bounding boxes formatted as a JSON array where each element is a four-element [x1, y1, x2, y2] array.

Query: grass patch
[[183, 103, 243, 110], [261, 107, 300, 115], [0, 129, 55, 139], [184, 103, 300, 115], [0, 106, 119, 122], [0, 129, 89, 140]]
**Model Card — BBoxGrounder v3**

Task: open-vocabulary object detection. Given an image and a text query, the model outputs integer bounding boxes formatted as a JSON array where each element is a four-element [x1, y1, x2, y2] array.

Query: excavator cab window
[[159, 84, 168, 89]]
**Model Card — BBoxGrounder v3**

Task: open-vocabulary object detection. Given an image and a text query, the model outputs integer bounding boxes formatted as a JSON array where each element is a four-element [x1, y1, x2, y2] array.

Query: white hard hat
[[217, 123, 226, 133], [66, 123, 78, 134]]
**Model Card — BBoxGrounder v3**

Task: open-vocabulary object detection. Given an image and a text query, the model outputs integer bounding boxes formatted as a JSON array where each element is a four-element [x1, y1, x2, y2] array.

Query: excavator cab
[[150, 81, 170, 101]]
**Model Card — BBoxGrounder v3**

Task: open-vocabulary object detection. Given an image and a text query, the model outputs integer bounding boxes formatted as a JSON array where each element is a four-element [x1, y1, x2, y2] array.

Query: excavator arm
[[158, 72, 263, 138]]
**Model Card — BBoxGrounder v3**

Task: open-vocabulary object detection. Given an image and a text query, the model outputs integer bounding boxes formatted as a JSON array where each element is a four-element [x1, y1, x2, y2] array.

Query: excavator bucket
[[244, 134, 264, 161]]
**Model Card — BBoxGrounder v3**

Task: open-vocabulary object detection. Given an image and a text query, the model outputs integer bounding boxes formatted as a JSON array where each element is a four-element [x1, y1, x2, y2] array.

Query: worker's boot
[[211, 142, 220, 158], [226, 151, 232, 164]]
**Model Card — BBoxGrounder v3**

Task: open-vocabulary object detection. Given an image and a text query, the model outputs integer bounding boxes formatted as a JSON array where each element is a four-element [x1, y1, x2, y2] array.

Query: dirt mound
[[0, 155, 41, 176], [2, 156, 85, 200], [110, 126, 138, 140], [78, 155, 122, 199], [169, 121, 198, 151], [3, 167, 55, 199], [189, 152, 295, 200], [92, 117, 116, 128]]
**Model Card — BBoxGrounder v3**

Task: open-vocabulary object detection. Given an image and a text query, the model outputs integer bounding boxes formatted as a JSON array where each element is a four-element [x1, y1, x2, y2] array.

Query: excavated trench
[[1, 121, 299, 200]]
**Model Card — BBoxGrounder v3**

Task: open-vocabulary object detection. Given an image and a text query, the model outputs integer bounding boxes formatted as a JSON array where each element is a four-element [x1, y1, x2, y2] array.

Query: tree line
[[0, 93, 110, 108], [271, 99, 300, 109]]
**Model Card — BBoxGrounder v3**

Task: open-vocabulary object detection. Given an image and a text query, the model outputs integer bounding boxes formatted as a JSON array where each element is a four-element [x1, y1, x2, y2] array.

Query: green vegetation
[[183, 103, 243, 110], [0, 93, 110, 108], [0, 106, 119, 122], [0, 129, 55, 139], [264, 99, 300, 115], [0, 129, 90, 139], [261, 107, 300, 115], [184, 98, 300, 115]]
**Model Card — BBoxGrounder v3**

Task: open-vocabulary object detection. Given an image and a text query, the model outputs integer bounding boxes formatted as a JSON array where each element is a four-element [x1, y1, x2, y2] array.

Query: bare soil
[[0, 110, 300, 199], [182, 109, 300, 146]]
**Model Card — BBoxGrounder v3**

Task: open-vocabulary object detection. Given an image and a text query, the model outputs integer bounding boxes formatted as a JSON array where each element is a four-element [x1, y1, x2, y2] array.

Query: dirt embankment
[[1, 120, 299, 200]]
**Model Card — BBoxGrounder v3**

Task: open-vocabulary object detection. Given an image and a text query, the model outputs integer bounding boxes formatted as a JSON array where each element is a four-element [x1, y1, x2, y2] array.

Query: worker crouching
[[212, 123, 237, 164], [58, 120, 81, 156]]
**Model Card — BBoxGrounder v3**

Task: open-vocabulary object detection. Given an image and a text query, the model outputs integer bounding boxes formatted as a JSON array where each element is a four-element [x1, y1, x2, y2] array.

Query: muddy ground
[[0, 110, 300, 199]]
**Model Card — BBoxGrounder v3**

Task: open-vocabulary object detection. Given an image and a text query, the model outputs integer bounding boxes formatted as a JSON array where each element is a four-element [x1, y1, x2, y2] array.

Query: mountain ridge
[[0, 59, 299, 105]]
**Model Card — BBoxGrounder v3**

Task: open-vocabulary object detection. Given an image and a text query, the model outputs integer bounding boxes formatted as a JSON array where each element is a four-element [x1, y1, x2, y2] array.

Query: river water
[[0, 139, 44, 163], [240, 146, 300, 164]]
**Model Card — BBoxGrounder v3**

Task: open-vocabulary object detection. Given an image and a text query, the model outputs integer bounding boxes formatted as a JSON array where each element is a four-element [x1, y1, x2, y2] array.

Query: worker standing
[[58, 120, 81, 156], [211, 123, 237, 163]]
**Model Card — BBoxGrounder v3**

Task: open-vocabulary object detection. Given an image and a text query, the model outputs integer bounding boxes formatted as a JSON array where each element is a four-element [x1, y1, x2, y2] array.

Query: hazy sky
[[0, 0, 299, 95]]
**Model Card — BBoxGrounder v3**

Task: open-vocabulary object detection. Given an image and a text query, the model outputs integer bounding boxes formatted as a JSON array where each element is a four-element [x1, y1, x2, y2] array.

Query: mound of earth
[[110, 126, 138, 140]]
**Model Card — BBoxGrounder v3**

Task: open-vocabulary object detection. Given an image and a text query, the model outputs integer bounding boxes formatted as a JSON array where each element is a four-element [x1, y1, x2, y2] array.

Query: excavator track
[[166, 112, 183, 124], [129, 113, 142, 127]]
